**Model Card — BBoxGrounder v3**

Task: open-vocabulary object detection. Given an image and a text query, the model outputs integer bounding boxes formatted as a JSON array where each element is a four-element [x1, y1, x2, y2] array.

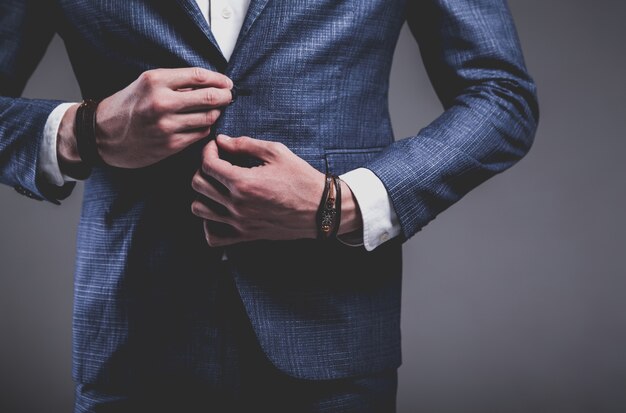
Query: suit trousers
[[74, 259, 398, 413]]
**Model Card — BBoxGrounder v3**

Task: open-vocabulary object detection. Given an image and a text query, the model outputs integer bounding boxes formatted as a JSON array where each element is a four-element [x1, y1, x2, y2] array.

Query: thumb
[[216, 134, 274, 160]]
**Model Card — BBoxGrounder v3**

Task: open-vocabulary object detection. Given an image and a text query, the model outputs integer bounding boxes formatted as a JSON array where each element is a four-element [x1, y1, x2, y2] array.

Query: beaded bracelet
[[316, 173, 342, 240]]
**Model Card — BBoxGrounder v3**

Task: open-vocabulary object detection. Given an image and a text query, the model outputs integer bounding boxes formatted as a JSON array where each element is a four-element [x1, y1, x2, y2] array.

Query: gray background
[[1, 1, 625, 411]]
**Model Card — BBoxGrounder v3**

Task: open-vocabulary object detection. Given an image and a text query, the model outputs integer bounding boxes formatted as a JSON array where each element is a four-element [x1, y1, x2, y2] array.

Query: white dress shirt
[[39, 0, 401, 251]]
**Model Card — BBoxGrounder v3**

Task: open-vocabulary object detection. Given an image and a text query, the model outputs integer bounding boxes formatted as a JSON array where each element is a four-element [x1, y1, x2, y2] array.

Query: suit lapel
[[239, 0, 271, 42], [174, 0, 227, 66], [174, 0, 271, 72], [226, 0, 271, 73]]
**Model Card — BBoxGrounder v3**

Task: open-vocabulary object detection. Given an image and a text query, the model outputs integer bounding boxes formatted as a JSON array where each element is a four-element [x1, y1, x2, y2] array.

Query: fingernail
[[218, 134, 231, 141], [228, 78, 234, 88]]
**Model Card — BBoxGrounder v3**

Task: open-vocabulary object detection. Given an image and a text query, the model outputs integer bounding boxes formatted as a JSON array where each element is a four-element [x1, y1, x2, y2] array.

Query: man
[[0, 0, 538, 411]]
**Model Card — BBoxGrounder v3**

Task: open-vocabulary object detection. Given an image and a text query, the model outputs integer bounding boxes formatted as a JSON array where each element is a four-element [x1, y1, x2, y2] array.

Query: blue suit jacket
[[0, 0, 538, 383]]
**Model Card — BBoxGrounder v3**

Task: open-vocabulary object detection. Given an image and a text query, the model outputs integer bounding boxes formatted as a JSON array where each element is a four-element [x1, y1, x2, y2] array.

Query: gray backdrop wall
[[1, 1, 624, 412]]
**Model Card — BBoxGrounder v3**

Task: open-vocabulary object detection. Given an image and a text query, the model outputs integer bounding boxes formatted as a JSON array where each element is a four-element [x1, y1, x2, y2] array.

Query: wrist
[[93, 97, 113, 165]]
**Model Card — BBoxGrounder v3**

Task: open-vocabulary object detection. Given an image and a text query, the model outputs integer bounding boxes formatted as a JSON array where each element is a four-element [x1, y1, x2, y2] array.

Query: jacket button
[[229, 84, 251, 104], [13, 184, 42, 201]]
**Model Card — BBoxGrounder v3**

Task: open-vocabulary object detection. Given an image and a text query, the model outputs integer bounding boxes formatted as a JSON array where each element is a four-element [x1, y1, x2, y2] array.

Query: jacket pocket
[[324, 146, 387, 176]]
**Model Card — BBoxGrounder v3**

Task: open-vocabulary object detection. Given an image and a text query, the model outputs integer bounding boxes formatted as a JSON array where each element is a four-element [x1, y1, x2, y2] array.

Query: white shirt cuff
[[339, 167, 402, 251], [39, 102, 79, 186]]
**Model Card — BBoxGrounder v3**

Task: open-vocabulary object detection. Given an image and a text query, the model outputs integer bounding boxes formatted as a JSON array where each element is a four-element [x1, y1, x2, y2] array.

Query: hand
[[57, 67, 233, 169], [190, 135, 362, 247]]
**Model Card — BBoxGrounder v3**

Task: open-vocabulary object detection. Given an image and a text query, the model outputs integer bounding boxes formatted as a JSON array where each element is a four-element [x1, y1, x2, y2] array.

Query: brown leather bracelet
[[317, 173, 343, 240], [75, 99, 104, 169], [330, 175, 342, 239], [316, 173, 333, 240]]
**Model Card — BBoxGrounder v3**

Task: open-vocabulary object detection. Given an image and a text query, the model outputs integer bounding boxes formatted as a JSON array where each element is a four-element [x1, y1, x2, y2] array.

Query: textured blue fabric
[[0, 1, 75, 202], [0, 0, 538, 385], [73, 264, 398, 412]]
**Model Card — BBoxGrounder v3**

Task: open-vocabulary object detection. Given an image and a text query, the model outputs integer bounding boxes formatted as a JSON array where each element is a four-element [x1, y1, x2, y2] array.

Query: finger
[[191, 199, 233, 224], [201, 139, 245, 189], [174, 88, 233, 112], [162, 67, 233, 90], [149, 126, 210, 158], [216, 135, 276, 161], [191, 170, 229, 205], [171, 109, 221, 132], [203, 220, 243, 247], [170, 126, 212, 147]]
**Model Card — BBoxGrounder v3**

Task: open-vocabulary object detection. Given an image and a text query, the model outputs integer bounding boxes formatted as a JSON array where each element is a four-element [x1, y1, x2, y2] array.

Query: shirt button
[[380, 232, 390, 242], [221, 7, 233, 19]]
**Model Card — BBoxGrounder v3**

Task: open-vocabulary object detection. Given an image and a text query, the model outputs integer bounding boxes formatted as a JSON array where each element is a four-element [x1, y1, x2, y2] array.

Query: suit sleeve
[[0, 0, 75, 204], [364, 0, 539, 242]]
